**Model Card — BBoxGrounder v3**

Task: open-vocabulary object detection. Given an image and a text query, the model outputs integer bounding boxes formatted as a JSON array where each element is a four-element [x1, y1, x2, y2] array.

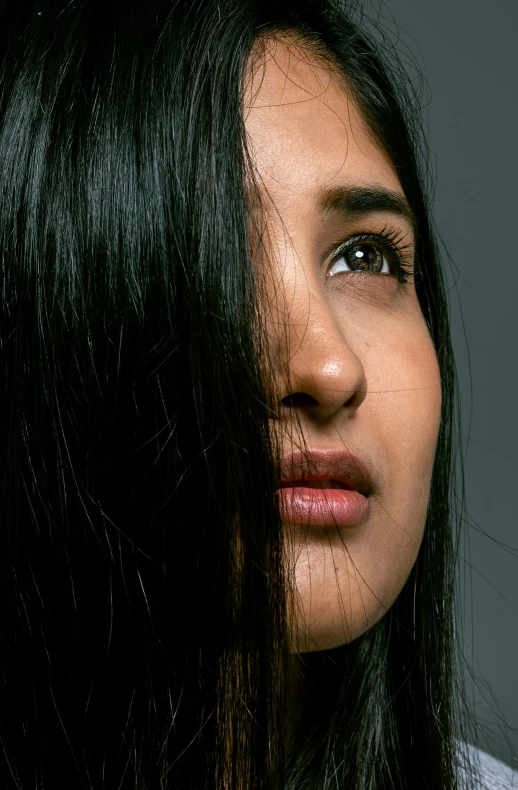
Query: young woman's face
[[245, 40, 442, 653]]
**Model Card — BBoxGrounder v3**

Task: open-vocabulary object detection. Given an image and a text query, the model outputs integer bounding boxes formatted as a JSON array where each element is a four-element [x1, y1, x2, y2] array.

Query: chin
[[288, 570, 408, 654], [290, 622, 376, 654]]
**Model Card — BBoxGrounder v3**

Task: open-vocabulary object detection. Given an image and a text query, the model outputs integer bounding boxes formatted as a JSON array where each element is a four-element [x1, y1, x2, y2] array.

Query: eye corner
[[326, 256, 349, 277]]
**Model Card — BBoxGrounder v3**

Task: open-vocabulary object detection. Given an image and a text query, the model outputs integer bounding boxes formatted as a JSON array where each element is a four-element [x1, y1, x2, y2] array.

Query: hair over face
[[0, 1, 475, 788]]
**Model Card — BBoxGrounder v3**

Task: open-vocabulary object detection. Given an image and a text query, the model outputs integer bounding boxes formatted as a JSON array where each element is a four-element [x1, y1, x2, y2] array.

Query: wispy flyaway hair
[[0, 0, 475, 787]]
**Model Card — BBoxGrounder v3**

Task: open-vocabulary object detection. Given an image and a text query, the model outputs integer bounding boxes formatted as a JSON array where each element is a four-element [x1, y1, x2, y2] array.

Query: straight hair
[[0, 0, 476, 787]]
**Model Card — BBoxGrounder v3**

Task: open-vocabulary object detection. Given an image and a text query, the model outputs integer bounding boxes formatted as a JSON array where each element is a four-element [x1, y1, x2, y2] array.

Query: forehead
[[244, 38, 402, 205]]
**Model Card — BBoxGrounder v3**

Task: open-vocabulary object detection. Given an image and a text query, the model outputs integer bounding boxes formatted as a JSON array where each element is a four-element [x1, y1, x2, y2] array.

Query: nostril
[[281, 392, 319, 410]]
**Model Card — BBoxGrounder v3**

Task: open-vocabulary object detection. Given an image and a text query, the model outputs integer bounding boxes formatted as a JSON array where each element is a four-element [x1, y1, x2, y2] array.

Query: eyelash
[[327, 226, 414, 285]]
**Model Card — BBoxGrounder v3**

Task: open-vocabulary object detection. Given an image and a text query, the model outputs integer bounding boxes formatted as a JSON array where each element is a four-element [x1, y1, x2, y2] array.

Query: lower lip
[[278, 486, 369, 527]]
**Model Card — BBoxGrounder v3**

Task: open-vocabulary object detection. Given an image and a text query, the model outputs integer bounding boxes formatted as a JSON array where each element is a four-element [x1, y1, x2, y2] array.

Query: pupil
[[347, 245, 382, 272]]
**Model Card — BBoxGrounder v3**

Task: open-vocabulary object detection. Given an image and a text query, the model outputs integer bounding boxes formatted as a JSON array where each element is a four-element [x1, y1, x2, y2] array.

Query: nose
[[272, 292, 367, 426]]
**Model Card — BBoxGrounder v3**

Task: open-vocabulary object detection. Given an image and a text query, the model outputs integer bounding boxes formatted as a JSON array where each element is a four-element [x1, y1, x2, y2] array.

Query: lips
[[277, 449, 373, 527]]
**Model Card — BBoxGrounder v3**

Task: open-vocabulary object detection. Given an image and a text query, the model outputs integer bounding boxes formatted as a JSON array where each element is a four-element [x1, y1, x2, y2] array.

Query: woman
[[0, 0, 515, 787]]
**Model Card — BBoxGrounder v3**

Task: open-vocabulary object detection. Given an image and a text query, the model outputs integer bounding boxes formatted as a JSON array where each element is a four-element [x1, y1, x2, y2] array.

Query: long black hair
[[0, 0, 476, 787]]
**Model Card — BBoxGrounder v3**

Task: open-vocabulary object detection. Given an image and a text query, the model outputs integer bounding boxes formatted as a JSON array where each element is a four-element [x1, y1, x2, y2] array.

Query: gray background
[[377, 0, 518, 766]]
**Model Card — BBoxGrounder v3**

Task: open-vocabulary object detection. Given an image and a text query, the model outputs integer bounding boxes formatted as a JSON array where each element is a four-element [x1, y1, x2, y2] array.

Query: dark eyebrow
[[319, 184, 416, 231]]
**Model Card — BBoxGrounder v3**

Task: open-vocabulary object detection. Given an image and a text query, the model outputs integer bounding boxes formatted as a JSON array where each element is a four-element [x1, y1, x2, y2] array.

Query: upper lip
[[278, 448, 374, 497]]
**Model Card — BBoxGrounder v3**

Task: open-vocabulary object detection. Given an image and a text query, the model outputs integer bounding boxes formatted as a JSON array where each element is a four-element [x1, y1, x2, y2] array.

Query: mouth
[[277, 449, 373, 528], [280, 479, 352, 490]]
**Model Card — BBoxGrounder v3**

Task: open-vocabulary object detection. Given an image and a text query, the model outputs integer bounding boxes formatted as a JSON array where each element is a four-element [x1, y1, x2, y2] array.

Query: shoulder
[[458, 741, 518, 789], [476, 749, 518, 790]]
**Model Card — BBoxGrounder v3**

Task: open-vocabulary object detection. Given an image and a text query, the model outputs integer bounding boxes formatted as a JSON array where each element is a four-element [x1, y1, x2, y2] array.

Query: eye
[[326, 243, 390, 277], [325, 229, 414, 285]]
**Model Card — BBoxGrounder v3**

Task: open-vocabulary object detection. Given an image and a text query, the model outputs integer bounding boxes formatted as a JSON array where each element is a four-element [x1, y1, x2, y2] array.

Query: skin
[[245, 38, 442, 655]]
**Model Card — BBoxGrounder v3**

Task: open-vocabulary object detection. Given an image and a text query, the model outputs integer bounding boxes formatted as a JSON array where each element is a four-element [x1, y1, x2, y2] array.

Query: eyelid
[[323, 217, 411, 250], [328, 225, 413, 260]]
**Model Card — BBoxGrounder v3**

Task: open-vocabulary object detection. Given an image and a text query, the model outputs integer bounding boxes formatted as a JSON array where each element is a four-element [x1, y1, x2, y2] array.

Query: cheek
[[361, 302, 441, 461], [378, 327, 441, 472], [358, 323, 442, 594], [332, 290, 442, 472]]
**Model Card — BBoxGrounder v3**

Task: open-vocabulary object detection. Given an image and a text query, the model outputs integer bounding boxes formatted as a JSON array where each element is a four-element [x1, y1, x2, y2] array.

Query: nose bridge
[[274, 274, 367, 422]]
